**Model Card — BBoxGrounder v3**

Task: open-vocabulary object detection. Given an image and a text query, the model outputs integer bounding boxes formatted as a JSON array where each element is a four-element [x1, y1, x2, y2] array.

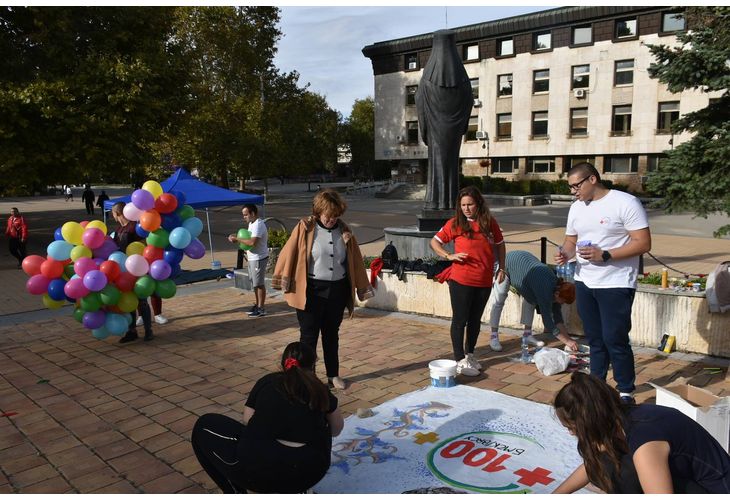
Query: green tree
[[646, 7, 730, 237], [341, 97, 390, 180]]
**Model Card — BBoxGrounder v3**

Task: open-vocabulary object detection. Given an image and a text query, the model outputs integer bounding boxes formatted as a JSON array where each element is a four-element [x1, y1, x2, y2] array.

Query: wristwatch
[[601, 250, 612, 262]]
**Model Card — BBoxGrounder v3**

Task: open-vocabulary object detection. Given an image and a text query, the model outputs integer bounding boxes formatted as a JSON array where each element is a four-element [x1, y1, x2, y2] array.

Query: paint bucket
[[429, 359, 457, 388], [211, 260, 221, 270]]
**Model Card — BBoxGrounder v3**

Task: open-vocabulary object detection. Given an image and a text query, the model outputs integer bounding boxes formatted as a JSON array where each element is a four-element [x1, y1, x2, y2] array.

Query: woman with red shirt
[[6, 207, 28, 268], [430, 186, 506, 376]]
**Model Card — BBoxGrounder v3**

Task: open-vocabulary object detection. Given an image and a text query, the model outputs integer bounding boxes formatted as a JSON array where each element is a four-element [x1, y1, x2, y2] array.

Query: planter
[[266, 247, 281, 274]]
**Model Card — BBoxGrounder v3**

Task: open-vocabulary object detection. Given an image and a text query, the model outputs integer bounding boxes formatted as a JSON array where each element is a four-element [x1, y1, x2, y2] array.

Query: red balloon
[[80, 220, 89, 228], [40, 258, 65, 279], [139, 210, 161, 232], [154, 193, 178, 214], [22, 255, 46, 276], [107, 305, 123, 314], [142, 244, 164, 264], [99, 260, 121, 282], [115, 272, 137, 292]]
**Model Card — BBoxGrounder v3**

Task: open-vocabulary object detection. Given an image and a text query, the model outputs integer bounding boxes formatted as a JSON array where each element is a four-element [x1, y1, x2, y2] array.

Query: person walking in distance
[[65, 185, 73, 202], [555, 162, 651, 404], [5, 207, 28, 268], [96, 190, 109, 211], [228, 204, 268, 317], [82, 184, 95, 215]]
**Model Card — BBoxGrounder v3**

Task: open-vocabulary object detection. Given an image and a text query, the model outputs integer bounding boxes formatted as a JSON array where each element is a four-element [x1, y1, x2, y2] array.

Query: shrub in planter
[[266, 229, 290, 273]]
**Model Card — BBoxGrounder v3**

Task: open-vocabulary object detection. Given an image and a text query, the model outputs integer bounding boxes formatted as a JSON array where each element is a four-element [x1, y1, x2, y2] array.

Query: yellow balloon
[[86, 220, 108, 235], [62, 221, 84, 245], [142, 180, 163, 200], [126, 241, 145, 256], [70, 245, 93, 262], [42, 294, 64, 310], [117, 292, 139, 313]]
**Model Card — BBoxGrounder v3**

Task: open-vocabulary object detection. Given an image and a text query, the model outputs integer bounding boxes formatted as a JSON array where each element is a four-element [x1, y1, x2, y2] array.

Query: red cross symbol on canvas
[[513, 467, 555, 486]]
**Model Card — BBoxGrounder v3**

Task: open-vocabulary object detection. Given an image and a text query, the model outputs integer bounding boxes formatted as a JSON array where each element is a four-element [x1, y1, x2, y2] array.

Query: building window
[[470, 78, 479, 100], [464, 44, 479, 61], [497, 74, 513, 97], [646, 155, 666, 172], [605, 156, 638, 173], [572, 25, 592, 45], [611, 105, 632, 136], [465, 116, 478, 142], [657, 101, 680, 133], [527, 157, 556, 173], [492, 157, 518, 174], [615, 18, 637, 39], [662, 11, 685, 33], [531, 111, 549, 138], [498, 37, 514, 57], [533, 69, 549, 93], [405, 53, 418, 71], [565, 156, 595, 172], [570, 108, 588, 136], [405, 85, 417, 106], [497, 113, 512, 139], [572, 64, 590, 89], [533, 31, 551, 51], [406, 121, 419, 144], [614, 59, 634, 86]]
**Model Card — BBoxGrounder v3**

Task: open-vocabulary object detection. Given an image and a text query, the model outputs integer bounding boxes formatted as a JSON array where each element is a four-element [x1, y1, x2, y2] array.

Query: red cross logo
[[513, 467, 555, 486]]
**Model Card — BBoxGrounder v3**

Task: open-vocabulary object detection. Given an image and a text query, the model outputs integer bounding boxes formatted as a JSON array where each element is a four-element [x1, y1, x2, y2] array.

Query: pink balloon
[[64, 278, 90, 299], [26, 274, 51, 295], [122, 203, 143, 222], [125, 254, 150, 277], [74, 256, 98, 277], [82, 227, 106, 249]]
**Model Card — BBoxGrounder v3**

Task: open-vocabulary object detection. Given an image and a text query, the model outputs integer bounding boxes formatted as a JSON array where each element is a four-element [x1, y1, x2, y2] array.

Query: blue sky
[[274, 6, 553, 118]]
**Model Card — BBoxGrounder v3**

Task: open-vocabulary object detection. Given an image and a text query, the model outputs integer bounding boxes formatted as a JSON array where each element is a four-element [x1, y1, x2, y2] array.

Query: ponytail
[[280, 342, 329, 412]]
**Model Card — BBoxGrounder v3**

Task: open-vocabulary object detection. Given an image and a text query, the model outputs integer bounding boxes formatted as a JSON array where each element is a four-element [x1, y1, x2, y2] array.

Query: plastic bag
[[533, 347, 571, 376]]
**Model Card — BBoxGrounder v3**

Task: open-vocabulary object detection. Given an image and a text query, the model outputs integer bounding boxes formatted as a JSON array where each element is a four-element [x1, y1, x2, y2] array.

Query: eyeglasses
[[568, 175, 592, 191]]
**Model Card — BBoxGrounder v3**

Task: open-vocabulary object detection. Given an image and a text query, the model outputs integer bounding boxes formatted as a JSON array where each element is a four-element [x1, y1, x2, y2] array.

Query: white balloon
[[123, 203, 143, 222]]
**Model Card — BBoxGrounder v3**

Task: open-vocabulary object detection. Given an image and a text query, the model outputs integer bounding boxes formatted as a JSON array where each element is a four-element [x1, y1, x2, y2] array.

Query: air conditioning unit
[[573, 88, 586, 98], [473, 99, 482, 107], [475, 131, 489, 140]]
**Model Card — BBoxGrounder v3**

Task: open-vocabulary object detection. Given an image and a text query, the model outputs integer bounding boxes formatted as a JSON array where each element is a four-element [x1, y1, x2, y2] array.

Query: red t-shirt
[[435, 217, 504, 287]]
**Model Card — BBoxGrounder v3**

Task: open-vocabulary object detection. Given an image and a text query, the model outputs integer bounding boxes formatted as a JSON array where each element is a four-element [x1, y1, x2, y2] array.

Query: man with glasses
[[555, 162, 651, 404]]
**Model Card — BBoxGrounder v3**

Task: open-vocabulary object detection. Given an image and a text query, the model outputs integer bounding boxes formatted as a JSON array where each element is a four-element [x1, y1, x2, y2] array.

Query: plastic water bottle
[[521, 338, 531, 364], [565, 261, 576, 282], [556, 246, 565, 279]]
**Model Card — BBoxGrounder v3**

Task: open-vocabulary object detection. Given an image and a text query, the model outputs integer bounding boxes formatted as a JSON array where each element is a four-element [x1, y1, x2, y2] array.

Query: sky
[[274, 5, 554, 118]]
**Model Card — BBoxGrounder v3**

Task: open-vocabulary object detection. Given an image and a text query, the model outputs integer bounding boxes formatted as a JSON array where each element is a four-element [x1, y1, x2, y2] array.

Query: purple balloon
[[183, 238, 205, 259], [149, 259, 172, 280], [82, 270, 108, 292], [83, 310, 106, 330], [131, 189, 155, 211], [93, 238, 118, 260], [64, 278, 90, 299]]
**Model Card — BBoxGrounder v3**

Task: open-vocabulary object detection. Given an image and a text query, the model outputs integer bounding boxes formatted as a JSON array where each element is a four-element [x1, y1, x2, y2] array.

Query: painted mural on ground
[[314, 385, 591, 494]]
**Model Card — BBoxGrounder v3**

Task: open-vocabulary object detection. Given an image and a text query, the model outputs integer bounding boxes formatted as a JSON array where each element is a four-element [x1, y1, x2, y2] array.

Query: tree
[[341, 97, 391, 180], [646, 7, 730, 237]]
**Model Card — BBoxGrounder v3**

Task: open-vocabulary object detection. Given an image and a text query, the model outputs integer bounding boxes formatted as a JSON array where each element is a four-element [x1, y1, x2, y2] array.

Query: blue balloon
[[135, 223, 149, 238], [47, 278, 68, 301], [169, 262, 181, 278], [92, 327, 110, 340], [54, 227, 64, 241], [163, 248, 184, 265], [161, 213, 181, 232], [47, 240, 74, 261], [169, 190, 186, 207], [108, 251, 128, 272], [181, 217, 203, 239], [168, 227, 192, 249], [105, 313, 128, 336]]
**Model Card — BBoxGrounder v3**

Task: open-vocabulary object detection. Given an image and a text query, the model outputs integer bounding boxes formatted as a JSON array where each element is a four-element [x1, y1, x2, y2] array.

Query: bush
[[267, 229, 290, 248], [459, 175, 483, 191]]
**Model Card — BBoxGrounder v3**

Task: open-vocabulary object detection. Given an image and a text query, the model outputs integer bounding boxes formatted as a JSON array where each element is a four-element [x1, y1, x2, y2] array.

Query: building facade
[[362, 6, 715, 192]]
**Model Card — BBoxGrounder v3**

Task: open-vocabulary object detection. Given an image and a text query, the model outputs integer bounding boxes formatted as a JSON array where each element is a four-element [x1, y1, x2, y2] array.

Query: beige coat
[[272, 216, 374, 317]]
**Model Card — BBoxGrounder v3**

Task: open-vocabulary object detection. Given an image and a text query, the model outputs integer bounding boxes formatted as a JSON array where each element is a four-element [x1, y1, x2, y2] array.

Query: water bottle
[[521, 338, 531, 364], [566, 261, 576, 282], [556, 246, 565, 279]]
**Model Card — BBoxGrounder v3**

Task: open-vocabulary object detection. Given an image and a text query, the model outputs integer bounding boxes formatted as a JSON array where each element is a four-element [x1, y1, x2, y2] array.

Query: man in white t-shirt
[[555, 162, 651, 404], [228, 204, 269, 317]]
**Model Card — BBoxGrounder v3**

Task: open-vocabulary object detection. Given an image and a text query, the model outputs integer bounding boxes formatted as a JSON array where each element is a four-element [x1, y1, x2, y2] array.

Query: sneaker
[[456, 357, 479, 377], [328, 376, 347, 390], [489, 337, 503, 352], [619, 393, 635, 405], [246, 304, 258, 315], [523, 334, 545, 347], [143, 331, 154, 342], [135, 316, 143, 327], [466, 353, 482, 371], [249, 308, 266, 317], [154, 314, 168, 325], [118, 331, 138, 344]]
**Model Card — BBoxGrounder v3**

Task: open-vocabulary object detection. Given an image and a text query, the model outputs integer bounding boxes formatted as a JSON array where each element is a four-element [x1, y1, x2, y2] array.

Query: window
[[470, 78, 479, 100], [615, 18, 637, 39], [406, 121, 419, 144], [657, 101, 680, 133], [498, 37, 514, 57], [497, 74, 513, 97], [572, 25, 592, 45], [614, 59, 634, 86], [527, 157, 556, 173], [464, 44, 479, 61], [531, 111, 549, 138], [611, 105, 632, 136], [405, 53, 418, 71], [662, 12, 685, 33], [497, 113, 512, 139], [605, 156, 638, 173], [646, 155, 666, 172], [405, 85, 417, 106], [533, 69, 549, 93], [533, 31, 551, 51], [492, 157, 518, 174], [566, 156, 595, 172], [572, 64, 590, 89], [570, 108, 588, 136], [465, 116, 478, 142]]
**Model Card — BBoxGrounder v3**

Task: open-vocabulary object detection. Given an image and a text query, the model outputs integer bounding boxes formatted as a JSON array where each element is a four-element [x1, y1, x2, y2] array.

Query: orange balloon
[[40, 258, 65, 279], [139, 210, 161, 232]]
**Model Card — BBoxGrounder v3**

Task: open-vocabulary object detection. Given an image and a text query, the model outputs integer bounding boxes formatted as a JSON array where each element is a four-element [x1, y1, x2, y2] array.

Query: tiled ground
[[1, 286, 728, 493]]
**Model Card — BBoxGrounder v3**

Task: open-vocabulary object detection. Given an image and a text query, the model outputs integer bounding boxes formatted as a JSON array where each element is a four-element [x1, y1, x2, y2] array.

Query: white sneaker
[[456, 357, 479, 377], [135, 316, 143, 327], [466, 353, 482, 370], [154, 314, 168, 325], [524, 334, 545, 347], [329, 376, 347, 390], [489, 337, 503, 352]]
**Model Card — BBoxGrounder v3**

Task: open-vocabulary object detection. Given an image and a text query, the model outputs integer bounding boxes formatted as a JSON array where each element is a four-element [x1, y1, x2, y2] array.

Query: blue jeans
[[575, 281, 636, 393]]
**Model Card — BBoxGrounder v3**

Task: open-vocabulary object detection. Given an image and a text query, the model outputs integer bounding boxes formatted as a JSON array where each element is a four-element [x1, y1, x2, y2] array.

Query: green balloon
[[177, 204, 195, 220], [73, 307, 85, 323], [80, 292, 102, 312], [63, 264, 75, 280], [134, 276, 156, 299], [237, 228, 252, 251], [147, 228, 170, 248], [155, 279, 177, 299], [99, 284, 121, 306]]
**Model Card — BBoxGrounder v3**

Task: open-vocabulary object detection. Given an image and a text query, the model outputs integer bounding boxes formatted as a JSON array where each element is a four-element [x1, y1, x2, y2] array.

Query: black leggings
[[448, 280, 491, 361], [191, 413, 331, 493]]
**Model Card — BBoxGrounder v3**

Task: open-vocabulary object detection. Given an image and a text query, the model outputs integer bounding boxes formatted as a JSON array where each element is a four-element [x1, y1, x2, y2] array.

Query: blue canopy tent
[[104, 167, 264, 267]]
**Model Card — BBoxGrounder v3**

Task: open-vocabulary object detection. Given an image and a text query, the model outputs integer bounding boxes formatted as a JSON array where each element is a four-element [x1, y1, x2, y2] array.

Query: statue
[[415, 29, 473, 211]]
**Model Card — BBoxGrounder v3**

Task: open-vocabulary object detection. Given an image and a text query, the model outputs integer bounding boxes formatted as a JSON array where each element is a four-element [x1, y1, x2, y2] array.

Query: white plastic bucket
[[211, 260, 221, 270], [429, 359, 457, 388]]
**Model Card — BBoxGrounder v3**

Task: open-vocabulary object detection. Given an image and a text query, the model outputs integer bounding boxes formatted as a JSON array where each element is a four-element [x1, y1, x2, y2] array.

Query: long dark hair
[[452, 185, 493, 239], [553, 372, 628, 493], [280, 342, 329, 412]]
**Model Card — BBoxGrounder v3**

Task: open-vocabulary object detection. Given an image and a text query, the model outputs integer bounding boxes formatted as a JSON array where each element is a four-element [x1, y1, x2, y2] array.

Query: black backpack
[[381, 241, 399, 269]]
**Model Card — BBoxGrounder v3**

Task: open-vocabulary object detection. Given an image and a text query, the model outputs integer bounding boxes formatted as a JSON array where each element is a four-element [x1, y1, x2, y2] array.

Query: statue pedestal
[[384, 224, 454, 261], [418, 209, 452, 231]]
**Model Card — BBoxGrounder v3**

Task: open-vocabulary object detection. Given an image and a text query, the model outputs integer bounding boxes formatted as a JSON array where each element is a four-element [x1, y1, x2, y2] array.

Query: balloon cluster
[[22, 180, 206, 340]]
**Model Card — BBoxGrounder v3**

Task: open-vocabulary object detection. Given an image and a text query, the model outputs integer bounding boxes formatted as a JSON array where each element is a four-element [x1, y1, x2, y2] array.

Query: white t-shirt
[[246, 218, 269, 261], [566, 189, 649, 289]]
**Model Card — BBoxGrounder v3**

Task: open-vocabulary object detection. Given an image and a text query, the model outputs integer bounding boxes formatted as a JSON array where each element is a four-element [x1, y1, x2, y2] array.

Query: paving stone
[[17, 475, 73, 493], [93, 438, 141, 461], [10, 463, 58, 488], [68, 466, 121, 493], [90, 479, 139, 493]]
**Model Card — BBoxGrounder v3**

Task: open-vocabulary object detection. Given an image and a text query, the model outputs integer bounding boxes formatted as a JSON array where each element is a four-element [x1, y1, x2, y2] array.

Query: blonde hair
[[312, 189, 347, 218]]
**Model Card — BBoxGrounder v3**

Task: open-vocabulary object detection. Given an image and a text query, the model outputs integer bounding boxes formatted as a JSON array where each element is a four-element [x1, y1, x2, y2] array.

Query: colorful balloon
[[182, 217, 203, 239], [135, 223, 150, 238], [125, 254, 149, 277], [74, 256, 97, 277], [142, 180, 163, 199], [146, 228, 169, 249], [22, 255, 46, 276], [155, 279, 177, 299], [105, 313, 128, 335], [139, 210, 162, 232], [83, 310, 106, 329], [236, 229, 252, 251], [168, 227, 192, 249], [99, 284, 121, 306], [149, 259, 172, 281], [125, 241, 145, 257], [123, 203, 143, 222], [54, 227, 64, 241], [73, 307, 85, 323], [131, 188, 155, 211], [70, 245, 93, 262], [39, 258, 64, 279], [176, 204, 195, 220], [61, 221, 84, 245], [93, 238, 117, 260], [99, 260, 121, 282], [133, 275, 156, 299], [142, 245, 164, 264], [86, 220, 108, 235], [82, 227, 106, 249], [154, 193, 178, 214], [64, 278, 90, 299], [47, 240, 73, 261], [26, 275, 51, 295], [117, 291, 139, 313], [169, 190, 186, 207], [160, 213, 181, 232], [108, 251, 128, 272], [47, 278, 68, 301], [115, 272, 137, 292], [169, 262, 181, 278], [92, 327, 110, 340], [42, 294, 65, 310], [83, 270, 108, 292], [163, 248, 184, 265], [184, 238, 206, 259], [80, 292, 102, 312]]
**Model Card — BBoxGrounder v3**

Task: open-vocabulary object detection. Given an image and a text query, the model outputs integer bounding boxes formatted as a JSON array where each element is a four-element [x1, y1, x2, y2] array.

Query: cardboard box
[[651, 378, 730, 453]]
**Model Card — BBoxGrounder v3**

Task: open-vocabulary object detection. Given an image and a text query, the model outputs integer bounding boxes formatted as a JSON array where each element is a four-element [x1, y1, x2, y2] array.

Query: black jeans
[[448, 280, 491, 361], [128, 299, 152, 335], [8, 238, 27, 265]]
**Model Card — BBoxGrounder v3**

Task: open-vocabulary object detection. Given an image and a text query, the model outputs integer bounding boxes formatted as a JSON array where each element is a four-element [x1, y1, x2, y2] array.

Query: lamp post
[[478, 131, 491, 190]]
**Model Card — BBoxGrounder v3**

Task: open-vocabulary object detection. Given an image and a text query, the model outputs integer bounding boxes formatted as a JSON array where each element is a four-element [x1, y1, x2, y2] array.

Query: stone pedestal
[[417, 208, 452, 231], [383, 226, 453, 261]]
